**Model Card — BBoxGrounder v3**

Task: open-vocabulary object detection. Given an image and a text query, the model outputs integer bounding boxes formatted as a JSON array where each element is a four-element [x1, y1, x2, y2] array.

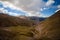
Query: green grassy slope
[[34, 10, 60, 40]]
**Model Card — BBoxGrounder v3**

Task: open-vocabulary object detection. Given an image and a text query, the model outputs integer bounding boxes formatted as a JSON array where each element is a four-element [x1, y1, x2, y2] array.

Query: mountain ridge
[[0, 13, 36, 27], [34, 10, 60, 40]]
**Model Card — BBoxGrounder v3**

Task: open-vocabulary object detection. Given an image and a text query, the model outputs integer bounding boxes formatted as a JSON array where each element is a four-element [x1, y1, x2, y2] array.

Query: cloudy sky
[[0, 0, 60, 17]]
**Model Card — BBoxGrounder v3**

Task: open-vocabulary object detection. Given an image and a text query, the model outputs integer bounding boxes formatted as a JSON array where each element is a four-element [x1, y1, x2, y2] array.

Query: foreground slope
[[0, 26, 34, 40], [0, 28, 17, 40], [34, 10, 60, 40]]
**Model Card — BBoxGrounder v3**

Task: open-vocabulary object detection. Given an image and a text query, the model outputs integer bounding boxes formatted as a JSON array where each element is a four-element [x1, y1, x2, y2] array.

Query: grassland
[[0, 26, 35, 40]]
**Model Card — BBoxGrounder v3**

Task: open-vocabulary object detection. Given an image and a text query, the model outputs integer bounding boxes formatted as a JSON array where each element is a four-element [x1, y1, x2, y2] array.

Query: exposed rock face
[[34, 10, 60, 40]]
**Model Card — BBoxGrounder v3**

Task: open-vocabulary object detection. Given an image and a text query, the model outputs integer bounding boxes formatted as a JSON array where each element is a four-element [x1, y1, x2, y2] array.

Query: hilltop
[[0, 13, 36, 27], [34, 10, 60, 40]]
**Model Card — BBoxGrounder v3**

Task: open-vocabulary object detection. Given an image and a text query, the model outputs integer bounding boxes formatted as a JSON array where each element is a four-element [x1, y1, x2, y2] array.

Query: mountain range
[[0, 13, 35, 27], [0, 10, 60, 40], [0, 13, 46, 27]]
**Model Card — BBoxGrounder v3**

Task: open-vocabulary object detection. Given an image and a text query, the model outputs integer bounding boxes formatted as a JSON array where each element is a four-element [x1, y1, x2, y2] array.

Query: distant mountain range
[[0, 13, 34, 27], [18, 15, 47, 21], [29, 16, 46, 21], [34, 10, 60, 40], [0, 13, 46, 27]]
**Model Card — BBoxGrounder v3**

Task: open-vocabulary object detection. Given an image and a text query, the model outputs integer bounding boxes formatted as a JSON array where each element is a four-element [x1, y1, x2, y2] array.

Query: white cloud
[[10, 0, 46, 17], [0, 0, 55, 17], [40, 8, 48, 11], [2, 9, 19, 16], [0, 1, 25, 12], [11, 0, 45, 12], [8, 12, 20, 16], [0, 0, 45, 17], [26, 11, 44, 17], [55, 9, 60, 13], [0, 7, 18, 16], [46, 0, 55, 6], [0, 8, 4, 13], [57, 5, 60, 9], [55, 5, 60, 13], [0, 1, 28, 16]]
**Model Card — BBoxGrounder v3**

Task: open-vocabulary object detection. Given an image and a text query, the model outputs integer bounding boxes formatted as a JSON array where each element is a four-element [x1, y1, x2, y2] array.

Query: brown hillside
[[34, 10, 60, 40], [0, 28, 17, 40], [0, 13, 35, 27]]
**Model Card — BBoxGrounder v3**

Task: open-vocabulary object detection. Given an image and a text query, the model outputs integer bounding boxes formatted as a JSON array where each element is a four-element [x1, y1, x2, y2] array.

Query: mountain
[[0, 13, 35, 40], [0, 13, 46, 27], [0, 13, 47, 40], [34, 10, 60, 40], [0, 13, 36, 27], [18, 16, 47, 22], [29, 16, 46, 22]]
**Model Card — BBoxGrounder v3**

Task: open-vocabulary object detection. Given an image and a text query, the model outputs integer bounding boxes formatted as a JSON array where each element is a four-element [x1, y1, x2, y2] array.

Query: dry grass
[[0, 26, 35, 40], [34, 10, 60, 40]]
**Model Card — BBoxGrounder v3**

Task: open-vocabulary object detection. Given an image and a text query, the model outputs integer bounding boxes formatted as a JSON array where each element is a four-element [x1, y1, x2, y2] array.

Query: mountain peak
[[55, 10, 60, 15], [34, 10, 60, 40], [49, 10, 60, 19]]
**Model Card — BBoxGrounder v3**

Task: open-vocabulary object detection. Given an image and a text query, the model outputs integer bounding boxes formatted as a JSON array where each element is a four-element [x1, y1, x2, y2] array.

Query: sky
[[0, 0, 60, 17]]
